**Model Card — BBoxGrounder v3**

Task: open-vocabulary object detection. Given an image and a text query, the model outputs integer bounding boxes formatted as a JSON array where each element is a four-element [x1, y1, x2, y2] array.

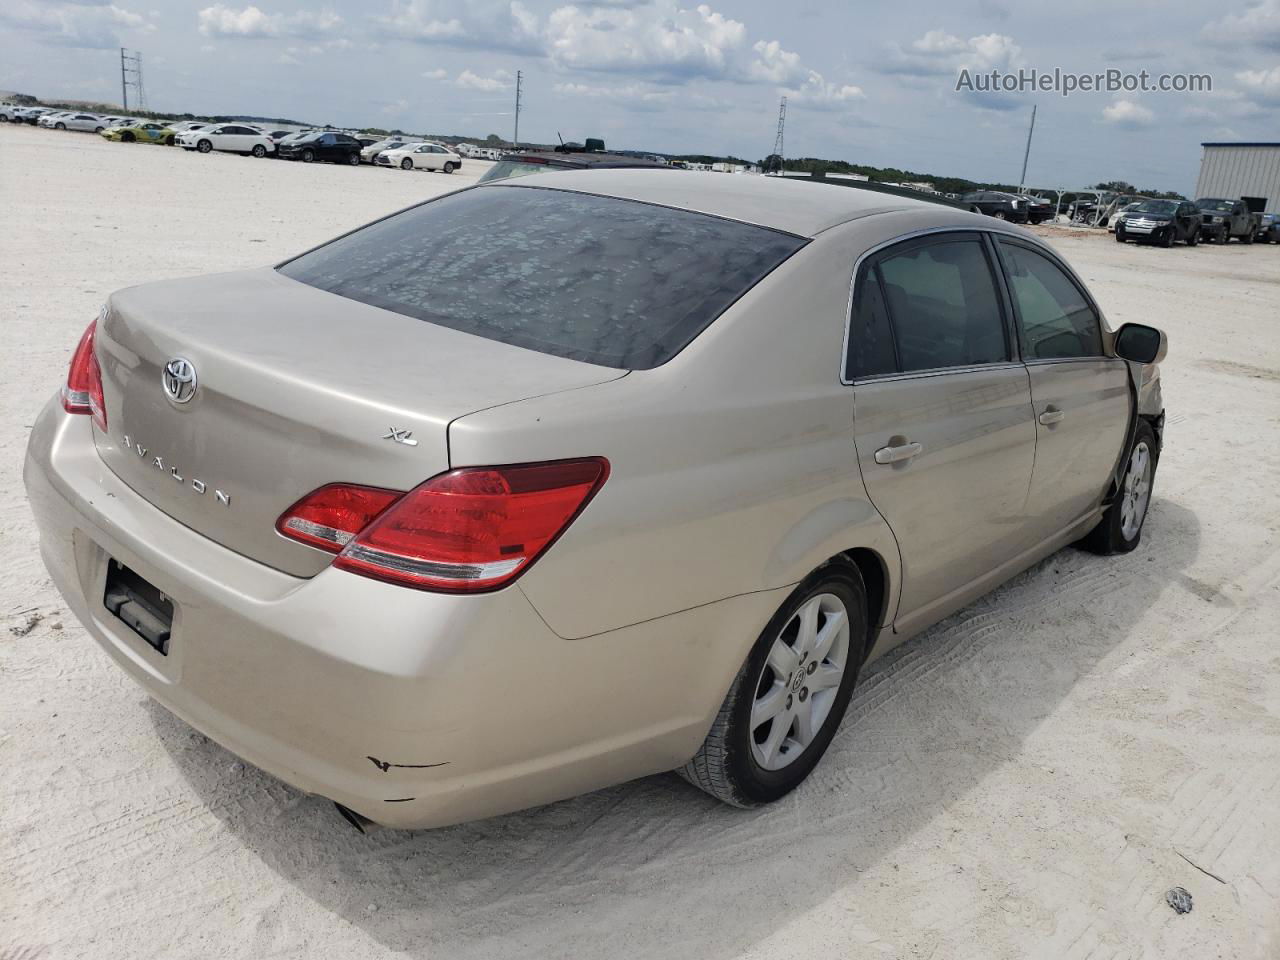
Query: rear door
[[993, 237, 1129, 539], [850, 231, 1037, 631]]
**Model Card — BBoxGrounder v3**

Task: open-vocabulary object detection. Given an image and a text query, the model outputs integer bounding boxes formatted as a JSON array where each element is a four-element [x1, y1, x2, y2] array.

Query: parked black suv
[[1114, 199, 1202, 246], [278, 132, 362, 165], [960, 191, 1029, 223]]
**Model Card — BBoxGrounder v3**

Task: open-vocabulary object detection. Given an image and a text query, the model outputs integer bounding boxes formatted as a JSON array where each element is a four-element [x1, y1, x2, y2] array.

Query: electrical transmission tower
[[768, 96, 786, 174], [120, 48, 147, 112], [513, 70, 523, 147]]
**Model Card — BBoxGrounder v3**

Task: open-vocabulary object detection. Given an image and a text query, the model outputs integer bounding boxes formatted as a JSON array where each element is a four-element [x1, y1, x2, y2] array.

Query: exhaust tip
[[334, 802, 375, 833]]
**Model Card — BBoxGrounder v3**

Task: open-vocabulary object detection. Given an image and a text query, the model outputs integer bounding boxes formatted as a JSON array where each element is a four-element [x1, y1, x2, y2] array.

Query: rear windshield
[[278, 185, 806, 369]]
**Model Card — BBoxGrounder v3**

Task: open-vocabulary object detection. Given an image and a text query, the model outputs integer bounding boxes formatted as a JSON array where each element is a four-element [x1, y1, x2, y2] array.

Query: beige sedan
[[24, 172, 1166, 829]]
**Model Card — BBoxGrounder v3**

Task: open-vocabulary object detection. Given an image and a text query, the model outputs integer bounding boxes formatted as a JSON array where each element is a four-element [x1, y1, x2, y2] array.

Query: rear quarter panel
[[447, 217, 904, 641]]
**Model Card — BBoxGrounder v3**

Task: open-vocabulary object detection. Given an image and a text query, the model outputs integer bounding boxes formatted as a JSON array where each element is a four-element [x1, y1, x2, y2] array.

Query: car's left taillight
[[277, 458, 609, 593], [61, 318, 107, 432]]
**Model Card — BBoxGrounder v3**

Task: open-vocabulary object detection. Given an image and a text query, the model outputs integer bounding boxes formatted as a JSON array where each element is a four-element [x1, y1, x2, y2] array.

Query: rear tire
[[1079, 420, 1158, 555], [348, 151, 360, 166], [680, 565, 867, 807]]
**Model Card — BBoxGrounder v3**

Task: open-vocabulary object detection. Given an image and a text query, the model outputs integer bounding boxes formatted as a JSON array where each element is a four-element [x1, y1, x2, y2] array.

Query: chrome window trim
[[840, 225, 1015, 386], [852, 360, 1026, 386]]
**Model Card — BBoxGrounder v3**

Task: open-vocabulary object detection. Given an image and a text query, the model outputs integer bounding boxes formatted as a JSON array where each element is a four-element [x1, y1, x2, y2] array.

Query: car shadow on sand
[[150, 499, 1200, 960]]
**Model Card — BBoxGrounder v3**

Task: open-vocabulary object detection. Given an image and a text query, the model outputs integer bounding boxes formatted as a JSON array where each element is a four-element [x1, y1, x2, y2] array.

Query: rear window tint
[[278, 186, 806, 369]]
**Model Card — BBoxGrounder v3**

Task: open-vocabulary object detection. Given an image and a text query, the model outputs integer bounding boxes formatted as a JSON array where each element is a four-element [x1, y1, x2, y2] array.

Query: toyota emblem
[[162, 357, 198, 404]]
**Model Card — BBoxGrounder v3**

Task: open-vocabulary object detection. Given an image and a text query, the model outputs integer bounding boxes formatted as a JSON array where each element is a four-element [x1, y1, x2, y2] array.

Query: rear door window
[[996, 239, 1103, 360], [279, 185, 806, 369], [874, 237, 1009, 372]]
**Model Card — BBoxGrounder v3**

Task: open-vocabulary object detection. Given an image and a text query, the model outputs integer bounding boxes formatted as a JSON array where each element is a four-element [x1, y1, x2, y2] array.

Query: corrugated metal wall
[[1194, 146, 1280, 213]]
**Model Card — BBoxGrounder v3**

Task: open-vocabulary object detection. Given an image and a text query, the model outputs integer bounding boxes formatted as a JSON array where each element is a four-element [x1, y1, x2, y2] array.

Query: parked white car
[[376, 141, 461, 172], [360, 137, 421, 164], [11, 107, 52, 124], [177, 124, 275, 157], [38, 111, 72, 128], [54, 113, 108, 133]]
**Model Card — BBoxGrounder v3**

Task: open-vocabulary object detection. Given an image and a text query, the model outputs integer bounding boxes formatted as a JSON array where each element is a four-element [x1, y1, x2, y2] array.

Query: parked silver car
[[24, 172, 1167, 829]]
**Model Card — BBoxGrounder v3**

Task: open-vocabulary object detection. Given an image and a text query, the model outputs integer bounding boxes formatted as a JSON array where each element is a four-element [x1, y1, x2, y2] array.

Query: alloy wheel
[[1119, 441, 1152, 541], [750, 592, 851, 771]]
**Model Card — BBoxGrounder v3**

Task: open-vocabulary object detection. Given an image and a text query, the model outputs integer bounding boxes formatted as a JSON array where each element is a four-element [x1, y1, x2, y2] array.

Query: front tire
[[301, 149, 314, 163], [442, 161, 456, 174], [680, 566, 866, 807], [401, 157, 413, 170], [94, 126, 103, 134], [994, 210, 1008, 220], [1186, 230, 1198, 247], [252, 144, 266, 158], [55, 122, 66, 130], [197, 139, 212, 153], [1079, 420, 1158, 555], [122, 131, 135, 143]]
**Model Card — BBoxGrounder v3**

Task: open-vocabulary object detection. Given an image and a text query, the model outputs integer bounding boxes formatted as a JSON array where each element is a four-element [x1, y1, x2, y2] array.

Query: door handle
[[874, 441, 923, 465], [1038, 407, 1065, 426]]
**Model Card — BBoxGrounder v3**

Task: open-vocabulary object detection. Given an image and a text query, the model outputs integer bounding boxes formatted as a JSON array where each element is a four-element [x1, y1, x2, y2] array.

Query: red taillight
[[61, 319, 107, 432], [278, 458, 609, 593], [276, 484, 402, 552]]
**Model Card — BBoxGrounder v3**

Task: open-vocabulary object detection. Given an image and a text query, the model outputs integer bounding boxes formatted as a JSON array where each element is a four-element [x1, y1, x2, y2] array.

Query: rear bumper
[[24, 398, 773, 827]]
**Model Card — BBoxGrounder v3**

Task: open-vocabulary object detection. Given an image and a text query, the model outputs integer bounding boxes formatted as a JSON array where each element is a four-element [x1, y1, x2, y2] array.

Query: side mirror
[[1113, 323, 1167, 364]]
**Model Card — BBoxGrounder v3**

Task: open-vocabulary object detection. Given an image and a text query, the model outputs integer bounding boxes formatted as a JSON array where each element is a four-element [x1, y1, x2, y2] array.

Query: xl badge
[[162, 357, 197, 404]]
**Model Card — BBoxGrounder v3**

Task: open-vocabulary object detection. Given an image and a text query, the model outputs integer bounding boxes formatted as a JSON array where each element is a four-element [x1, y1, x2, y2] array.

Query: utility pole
[[769, 95, 786, 175], [513, 70, 523, 147], [120, 48, 146, 112], [1018, 104, 1037, 192]]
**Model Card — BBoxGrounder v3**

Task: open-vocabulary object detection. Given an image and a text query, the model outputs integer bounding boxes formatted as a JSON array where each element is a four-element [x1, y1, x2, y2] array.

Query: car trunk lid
[[93, 267, 624, 577]]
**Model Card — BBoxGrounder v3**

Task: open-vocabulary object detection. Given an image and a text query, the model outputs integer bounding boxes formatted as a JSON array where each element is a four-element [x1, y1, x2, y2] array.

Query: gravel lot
[[2, 122, 1279, 960]]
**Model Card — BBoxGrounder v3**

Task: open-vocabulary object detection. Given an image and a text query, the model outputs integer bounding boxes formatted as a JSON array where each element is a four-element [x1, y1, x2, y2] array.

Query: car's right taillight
[[278, 458, 609, 593], [61, 318, 107, 432]]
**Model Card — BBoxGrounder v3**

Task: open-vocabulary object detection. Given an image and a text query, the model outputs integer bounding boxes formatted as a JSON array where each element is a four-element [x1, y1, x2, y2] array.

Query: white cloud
[[1102, 98, 1155, 128], [377, 0, 540, 53], [785, 72, 865, 109], [455, 68, 513, 90], [1203, 0, 1280, 51], [881, 29, 1024, 110], [422, 68, 448, 80], [0, 0, 150, 49], [1236, 65, 1280, 105], [197, 4, 342, 39]]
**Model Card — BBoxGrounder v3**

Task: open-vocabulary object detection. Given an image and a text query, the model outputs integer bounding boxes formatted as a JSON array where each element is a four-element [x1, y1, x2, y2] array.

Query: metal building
[[1194, 142, 1280, 213]]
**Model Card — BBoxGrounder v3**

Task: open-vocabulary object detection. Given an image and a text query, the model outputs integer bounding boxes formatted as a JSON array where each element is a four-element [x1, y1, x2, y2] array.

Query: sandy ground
[[2, 122, 1279, 960]]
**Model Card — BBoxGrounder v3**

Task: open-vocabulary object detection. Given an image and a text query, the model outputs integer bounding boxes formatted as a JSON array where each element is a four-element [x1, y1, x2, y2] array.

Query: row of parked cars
[[2, 104, 467, 172], [957, 181, 1280, 248], [1112, 197, 1279, 246]]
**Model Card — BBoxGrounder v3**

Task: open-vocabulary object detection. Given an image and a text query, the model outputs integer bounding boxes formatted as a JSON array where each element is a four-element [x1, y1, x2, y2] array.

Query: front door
[[848, 232, 1038, 632], [994, 237, 1130, 538]]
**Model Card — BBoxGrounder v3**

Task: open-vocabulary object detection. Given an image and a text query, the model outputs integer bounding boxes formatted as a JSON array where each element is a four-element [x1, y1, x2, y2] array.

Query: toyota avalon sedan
[[24, 172, 1167, 829]]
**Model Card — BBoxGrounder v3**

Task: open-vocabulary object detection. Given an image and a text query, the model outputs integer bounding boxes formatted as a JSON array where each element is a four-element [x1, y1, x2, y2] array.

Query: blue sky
[[3, 0, 1278, 193]]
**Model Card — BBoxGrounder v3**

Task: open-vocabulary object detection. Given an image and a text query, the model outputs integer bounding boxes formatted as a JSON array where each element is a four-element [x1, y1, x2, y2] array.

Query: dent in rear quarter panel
[[447, 221, 901, 643]]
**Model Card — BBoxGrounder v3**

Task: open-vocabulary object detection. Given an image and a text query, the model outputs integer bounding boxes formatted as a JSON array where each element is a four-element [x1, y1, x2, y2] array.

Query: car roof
[[487, 168, 926, 237]]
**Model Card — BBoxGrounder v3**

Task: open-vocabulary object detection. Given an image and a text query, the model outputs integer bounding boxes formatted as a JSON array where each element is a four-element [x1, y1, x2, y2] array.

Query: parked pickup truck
[[1196, 198, 1262, 244]]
